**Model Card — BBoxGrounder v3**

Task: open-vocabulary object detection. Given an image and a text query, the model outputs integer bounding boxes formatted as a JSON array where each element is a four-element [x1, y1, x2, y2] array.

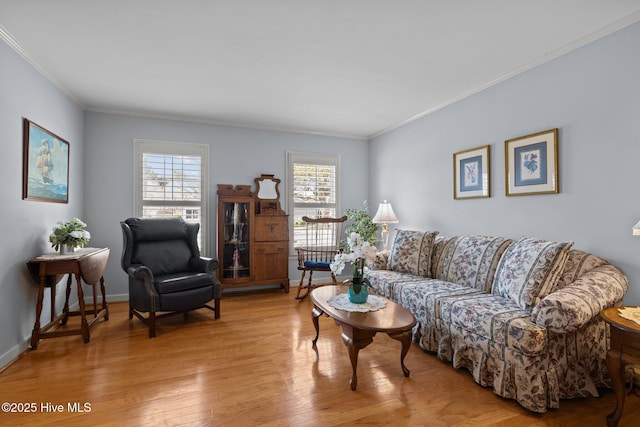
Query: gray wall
[[0, 41, 84, 366], [84, 112, 369, 300], [369, 21, 640, 304]]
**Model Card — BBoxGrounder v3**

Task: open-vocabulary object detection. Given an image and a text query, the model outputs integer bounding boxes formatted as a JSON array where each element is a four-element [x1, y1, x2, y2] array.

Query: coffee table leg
[[311, 306, 323, 350], [341, 325, 375, 390], [388, 330, 412, 377]]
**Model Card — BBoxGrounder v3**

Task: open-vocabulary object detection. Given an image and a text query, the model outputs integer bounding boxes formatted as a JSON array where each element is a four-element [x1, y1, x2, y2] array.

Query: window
[[134, 140, 209, 254], [286, 151, 340, 252]]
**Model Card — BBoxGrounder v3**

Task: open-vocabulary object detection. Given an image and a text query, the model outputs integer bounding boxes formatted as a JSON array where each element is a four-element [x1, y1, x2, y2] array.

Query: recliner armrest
[[189, 257, 219, 274], [532, 264, 628, 333], [126, 264, 154, 282]]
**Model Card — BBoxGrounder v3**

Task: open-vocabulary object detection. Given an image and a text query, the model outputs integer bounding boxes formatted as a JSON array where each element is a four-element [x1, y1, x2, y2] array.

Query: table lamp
[[372, 200, 399, 251], [633, 219, 640, 235]]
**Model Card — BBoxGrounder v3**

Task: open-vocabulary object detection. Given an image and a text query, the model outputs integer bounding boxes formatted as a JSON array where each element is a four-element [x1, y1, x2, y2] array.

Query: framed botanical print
[[505, 128, 558, 196], [453, 145, 490, 200], [22, 118, 70, 203]]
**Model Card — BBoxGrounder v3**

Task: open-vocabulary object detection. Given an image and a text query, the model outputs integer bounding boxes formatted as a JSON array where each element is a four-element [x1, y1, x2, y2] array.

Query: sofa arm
[[367, 250, 390, 270], [532, 264, 628, 333]]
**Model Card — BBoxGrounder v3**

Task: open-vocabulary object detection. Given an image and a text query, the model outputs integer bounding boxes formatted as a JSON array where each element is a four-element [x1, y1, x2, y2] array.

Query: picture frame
[[22, 118, 70, 203], [505, 128, 558, 196], [453, 145, 490, 200]]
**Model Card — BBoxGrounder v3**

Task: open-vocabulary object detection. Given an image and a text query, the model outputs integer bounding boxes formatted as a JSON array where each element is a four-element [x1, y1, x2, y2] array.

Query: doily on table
[[327, 293, 387, 312], [618, 307, 640, 326]]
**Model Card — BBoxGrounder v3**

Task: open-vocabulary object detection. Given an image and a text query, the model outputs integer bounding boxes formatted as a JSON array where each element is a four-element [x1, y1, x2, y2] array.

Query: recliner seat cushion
[[155, 272, 214, 294]]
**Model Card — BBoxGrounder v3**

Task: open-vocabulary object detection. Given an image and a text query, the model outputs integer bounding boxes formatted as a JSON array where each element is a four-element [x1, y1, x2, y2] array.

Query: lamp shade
[[372, 200, 399, 224], [633, 219, 640, 236]]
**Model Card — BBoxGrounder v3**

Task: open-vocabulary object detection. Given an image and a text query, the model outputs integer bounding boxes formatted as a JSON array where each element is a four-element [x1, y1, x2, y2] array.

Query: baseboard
[[0, 340, 30, 374], [0, 292, 130, 371]]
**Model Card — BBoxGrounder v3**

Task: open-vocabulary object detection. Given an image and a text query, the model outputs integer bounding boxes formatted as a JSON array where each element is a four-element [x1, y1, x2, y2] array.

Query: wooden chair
[[295, 215, 347, 299]]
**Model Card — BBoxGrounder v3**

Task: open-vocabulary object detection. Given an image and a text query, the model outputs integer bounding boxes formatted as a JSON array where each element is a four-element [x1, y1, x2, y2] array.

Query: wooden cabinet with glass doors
[[217, 181, 289, 293], [217, 185, 252, 286]]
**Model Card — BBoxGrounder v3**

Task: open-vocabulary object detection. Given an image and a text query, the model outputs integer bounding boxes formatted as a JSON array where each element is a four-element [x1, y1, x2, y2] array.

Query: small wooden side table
[[600, 306, 640, 427], [26, 247, 110, 349]]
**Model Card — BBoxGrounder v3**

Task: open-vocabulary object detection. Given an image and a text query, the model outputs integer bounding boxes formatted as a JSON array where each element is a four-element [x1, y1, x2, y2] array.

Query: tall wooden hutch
[[217, 175, 289, 293]]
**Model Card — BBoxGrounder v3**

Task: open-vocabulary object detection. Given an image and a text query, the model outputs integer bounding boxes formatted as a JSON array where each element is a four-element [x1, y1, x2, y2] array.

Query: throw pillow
[[388, 229, 438, 277], [492, 236, 573, 310], [437, 235, 512, 292], [555, 250, 607, 290]]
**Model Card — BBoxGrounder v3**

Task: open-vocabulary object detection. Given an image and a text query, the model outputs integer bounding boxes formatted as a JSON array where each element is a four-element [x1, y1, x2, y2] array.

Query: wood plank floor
[[1, 289, 639, 426]]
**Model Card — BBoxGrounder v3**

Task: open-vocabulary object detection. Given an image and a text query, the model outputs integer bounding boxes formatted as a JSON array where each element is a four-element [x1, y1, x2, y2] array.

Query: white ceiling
[[1, 1, 640, 139]]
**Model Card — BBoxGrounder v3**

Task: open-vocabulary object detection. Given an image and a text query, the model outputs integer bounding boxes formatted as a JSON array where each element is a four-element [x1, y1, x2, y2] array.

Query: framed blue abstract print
[[453, 145, 490, 199], [505, 128, 558, 196], [22, 118, 70, 203]]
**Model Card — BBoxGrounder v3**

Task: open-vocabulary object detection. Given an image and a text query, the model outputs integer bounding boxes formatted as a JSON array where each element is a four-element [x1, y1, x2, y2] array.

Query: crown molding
[[0, 25, 85, 109], [368, 11, 640, 140], [86, 107, 368, 140]]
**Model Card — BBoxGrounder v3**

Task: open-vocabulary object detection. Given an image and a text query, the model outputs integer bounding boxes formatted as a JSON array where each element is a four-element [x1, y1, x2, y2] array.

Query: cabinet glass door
[[221, 201, 251, 279]]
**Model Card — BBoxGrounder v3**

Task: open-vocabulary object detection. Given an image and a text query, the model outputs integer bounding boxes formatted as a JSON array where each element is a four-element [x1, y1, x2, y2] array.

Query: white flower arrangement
[[330, 232, 378, 293], [49, 217, 91, 250]]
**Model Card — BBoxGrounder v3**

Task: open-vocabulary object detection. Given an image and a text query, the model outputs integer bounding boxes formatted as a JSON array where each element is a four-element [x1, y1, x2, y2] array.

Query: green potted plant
[[342, 201, 379, 248]]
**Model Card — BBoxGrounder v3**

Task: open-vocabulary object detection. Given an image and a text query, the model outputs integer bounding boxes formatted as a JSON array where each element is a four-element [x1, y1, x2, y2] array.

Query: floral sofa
[[364, 230, 628, 413]]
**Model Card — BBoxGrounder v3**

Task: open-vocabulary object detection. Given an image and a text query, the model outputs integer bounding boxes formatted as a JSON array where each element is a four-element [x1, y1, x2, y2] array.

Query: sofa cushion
[[396, 280, 485, 355], [492, 237, 573, 310], [436, 235, 512, 292], [443, 293, 548, 356], [365, 269, 428, 301], [388, 229, 438, 277]]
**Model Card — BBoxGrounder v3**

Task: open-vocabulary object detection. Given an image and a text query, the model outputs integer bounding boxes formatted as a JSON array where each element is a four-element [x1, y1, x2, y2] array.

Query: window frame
[[133, 139, 210, 255], [286, 151, 340, 255]]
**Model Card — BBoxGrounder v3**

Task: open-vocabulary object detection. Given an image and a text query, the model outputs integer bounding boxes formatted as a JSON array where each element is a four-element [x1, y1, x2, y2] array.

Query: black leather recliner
[[120, 217, 220, 337]]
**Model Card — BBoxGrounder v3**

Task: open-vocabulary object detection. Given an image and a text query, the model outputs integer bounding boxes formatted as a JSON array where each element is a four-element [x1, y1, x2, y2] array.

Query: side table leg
[[61, 275, 72, 325], [605, 349, 625, 427], [30, 278, 46, 349], [388, 330, 412, 377], [75, 274, 90, 343], [100, 276, 109, 321]]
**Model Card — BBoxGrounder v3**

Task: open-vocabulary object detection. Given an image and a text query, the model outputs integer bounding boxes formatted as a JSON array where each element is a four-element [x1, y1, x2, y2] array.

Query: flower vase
[[347, 280, 368, 304], [60, 244, 75, 255]]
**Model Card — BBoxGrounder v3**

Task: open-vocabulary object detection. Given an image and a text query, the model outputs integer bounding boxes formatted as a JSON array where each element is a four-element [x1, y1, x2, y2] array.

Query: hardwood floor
[[1, 289, 639, 426]]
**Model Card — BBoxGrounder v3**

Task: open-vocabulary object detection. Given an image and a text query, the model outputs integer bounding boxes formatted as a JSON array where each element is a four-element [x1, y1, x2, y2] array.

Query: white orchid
[[330, 231, 378, 293]]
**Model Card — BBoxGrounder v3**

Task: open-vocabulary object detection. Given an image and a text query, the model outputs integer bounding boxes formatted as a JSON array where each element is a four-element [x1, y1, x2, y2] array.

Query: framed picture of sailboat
[[22, 118, 70, 203]]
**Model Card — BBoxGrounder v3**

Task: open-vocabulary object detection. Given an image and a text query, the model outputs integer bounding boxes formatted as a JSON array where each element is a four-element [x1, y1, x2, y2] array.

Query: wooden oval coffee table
[[311, 285, 417, 390]]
